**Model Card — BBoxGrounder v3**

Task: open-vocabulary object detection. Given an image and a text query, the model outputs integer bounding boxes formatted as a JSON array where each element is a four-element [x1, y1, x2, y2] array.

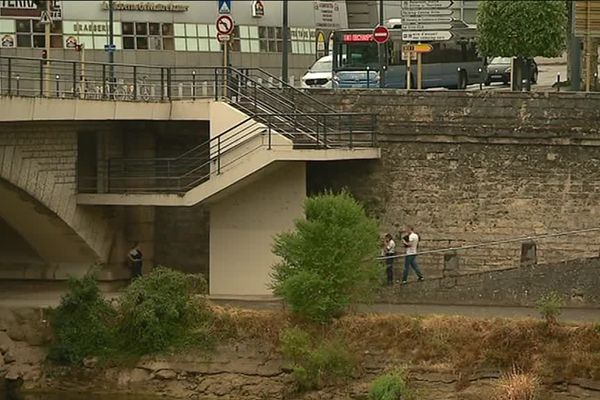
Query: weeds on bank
[[279, 326, 355, 391], [368, 369, 415, 400], [493, 368, 539, 400], [49, 267, 214, 365], [536, 292, 564, 328]]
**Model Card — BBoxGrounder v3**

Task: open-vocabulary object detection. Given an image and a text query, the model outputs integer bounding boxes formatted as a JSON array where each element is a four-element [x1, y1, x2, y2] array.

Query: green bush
[[536, 292, 564, 326], [369, 369, 414, 400], [280, 327, 355, 391], [48, 275, 116, 364], [271, 191, 380, 322], [117, 266, 211, 354]]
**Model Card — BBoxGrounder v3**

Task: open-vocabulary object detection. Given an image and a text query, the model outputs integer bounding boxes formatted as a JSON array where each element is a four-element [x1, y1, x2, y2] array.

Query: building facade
[[0, 0, 348, 79], [346, 0, 478, 29]]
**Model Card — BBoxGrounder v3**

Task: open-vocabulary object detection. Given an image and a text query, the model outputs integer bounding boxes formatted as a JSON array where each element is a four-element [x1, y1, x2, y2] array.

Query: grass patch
[[369, 369, 415, 400]]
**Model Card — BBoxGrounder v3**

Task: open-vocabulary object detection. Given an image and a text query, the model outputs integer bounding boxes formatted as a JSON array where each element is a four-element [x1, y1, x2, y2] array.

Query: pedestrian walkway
[[0, 286, 598, 324]]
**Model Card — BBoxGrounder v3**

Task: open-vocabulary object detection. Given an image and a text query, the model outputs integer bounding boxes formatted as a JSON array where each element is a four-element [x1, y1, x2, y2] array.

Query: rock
[[4, 352, 15, 364], [154, 369, 177, 380], [0, 353, 4, 368], [5, 364, 25, 381], [118, 368, 151, 385], [83, 357, 98, 369], [0, 331, 13, 354]]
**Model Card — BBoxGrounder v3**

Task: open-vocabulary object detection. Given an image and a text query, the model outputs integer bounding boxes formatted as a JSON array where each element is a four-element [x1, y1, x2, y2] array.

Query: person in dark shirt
[[128, 242, 143, 280]]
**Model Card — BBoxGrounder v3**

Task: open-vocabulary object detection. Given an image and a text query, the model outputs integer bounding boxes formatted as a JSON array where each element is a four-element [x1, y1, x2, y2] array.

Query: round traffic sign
[[216, 15, 234, 35], [373, 25, 389, 44]]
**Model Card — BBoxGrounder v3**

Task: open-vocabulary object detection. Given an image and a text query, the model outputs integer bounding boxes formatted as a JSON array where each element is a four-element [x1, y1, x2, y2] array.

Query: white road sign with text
[[403, 31, 453, 41]]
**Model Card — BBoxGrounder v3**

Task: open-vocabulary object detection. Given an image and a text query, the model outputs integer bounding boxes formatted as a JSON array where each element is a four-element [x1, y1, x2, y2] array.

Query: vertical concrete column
[[443, 251, 460, 278], [520, 240, 537, 267]]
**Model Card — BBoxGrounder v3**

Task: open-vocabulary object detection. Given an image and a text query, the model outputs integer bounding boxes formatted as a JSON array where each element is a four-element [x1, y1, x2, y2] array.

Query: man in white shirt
[[383, 234, 396, 285], [401, 226, 424, 284]]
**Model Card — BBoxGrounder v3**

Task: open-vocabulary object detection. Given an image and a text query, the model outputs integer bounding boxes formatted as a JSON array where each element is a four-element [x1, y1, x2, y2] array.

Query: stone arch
[[0, 179, 100, 279]]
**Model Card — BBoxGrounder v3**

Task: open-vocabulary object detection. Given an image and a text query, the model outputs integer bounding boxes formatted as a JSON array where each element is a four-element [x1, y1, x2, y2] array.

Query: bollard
[[366, 66, 371, 89], [55, 75, 60, 97], [202, 81, 208, 97], [177, 82, 183, 98], [443, 251, 460, 278], [192, 70, 196, 100], [556, 72, 561, 92], [15, 74, 20, 95], [478, 68, 483, 90], [520, 240, 537, 267]]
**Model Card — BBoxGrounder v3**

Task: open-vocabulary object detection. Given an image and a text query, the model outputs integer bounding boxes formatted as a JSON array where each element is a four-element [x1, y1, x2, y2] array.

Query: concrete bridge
[[0, 56, 380, 295]]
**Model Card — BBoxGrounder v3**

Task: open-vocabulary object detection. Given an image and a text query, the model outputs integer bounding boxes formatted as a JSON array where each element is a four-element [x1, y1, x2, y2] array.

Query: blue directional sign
[[219, 0, 231, 14], [104, 44, 116, 52]]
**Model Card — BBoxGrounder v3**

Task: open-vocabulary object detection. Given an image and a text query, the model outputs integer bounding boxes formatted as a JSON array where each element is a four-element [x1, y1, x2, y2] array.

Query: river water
[[1, 390, 171, 400]]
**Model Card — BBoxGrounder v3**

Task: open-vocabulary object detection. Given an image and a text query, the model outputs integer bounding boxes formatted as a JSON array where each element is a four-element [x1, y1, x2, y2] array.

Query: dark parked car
[[484, 57, 538, 86]]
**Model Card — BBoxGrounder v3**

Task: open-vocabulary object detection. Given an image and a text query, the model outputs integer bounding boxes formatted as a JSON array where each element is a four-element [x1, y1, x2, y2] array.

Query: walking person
[[383, 233, 396, 285], [401, 226, 424, 284], [128, 242, 143, 280]]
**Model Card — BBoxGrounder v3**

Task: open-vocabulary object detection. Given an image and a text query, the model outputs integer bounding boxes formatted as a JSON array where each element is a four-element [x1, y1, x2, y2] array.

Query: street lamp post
[[378, 0, 385, 88], [108, 0, 115, 87], [282, 0, 289, 84]]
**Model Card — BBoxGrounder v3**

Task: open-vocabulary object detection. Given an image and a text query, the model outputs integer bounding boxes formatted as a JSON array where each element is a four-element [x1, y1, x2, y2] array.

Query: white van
[[301, 55, 333, 89]]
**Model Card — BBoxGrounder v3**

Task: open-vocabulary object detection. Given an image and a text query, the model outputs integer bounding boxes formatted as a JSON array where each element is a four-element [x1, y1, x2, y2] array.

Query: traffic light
[[41, 49, 48, 65]]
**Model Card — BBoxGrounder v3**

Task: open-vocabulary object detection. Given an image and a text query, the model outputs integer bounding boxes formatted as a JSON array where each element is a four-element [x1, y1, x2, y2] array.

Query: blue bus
[[331, 21, 483, 89]]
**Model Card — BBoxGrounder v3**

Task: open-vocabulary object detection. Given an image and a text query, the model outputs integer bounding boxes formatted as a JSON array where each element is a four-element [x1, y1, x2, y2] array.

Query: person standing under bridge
[[383, 233, 396, 285], [128, 242, 143, 280], [402, 226, 424, 284]]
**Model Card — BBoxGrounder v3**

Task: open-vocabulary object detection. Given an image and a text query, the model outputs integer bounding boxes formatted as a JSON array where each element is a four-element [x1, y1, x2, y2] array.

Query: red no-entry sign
[[373, 25, 389, 44]]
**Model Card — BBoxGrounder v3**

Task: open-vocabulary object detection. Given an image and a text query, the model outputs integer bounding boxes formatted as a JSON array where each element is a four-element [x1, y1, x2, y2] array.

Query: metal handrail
[[378, 227, 600, 260]]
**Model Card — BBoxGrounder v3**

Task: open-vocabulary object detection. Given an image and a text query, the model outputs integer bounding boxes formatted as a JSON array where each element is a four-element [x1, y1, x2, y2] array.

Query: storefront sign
[[313, 1, 341, 29], [251, 0, 264, 18], [73, 22, 108, 33], [101, 1, 189, 12], [1, 33, 15, 47], [0, 0, 62, 20]]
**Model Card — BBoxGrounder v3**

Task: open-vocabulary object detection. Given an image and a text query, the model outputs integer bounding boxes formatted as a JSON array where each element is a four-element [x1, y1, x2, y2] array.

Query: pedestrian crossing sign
[[219, 0, 231, 14], [40, 10, 52, 25]]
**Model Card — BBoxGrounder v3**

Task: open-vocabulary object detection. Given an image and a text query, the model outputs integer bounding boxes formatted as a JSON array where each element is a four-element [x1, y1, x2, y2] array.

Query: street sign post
[[401, 0, 454, 89], [216, 15, 234, 35], [402, 31, 453, 41], [217, 33, 231, 42], [373, 25, 390, 44]]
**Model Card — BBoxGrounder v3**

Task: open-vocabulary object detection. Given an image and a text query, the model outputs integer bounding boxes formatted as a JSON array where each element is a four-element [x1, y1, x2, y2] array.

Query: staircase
[[77, 67, 379, 205]]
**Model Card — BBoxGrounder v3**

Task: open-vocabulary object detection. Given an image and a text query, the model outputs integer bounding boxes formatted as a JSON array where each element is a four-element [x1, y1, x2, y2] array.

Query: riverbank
[[2, 305, 600, 399]]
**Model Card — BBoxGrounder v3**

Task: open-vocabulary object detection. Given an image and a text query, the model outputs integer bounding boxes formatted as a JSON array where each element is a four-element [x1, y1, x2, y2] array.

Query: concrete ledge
[[380, 257, 600, 308]]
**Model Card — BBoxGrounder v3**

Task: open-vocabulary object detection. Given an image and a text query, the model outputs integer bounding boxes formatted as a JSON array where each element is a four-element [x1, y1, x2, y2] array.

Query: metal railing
[[78, 111, 376, 194]]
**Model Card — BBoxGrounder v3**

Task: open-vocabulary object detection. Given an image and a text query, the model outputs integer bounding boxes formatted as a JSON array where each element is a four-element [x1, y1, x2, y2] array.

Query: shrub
[[280, 327, 355, 391], [48, 275, 116, 364], [536, 292, 564, 326], [369, 369, 414, 400], [494, 369, 539, 400], [271, 191, 380, 322], [117, 267, 211, 355]]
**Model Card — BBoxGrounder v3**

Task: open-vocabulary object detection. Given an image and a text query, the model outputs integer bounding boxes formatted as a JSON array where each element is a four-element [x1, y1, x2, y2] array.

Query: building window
[[173, 23, 219, 52], [258, 26, 283, 53], [15, 19, 62, 48], [63, 21, 122, 50], [291, 28, 315, 55], [0, 19, 16, 47], [122, 22, 173, 50], [239, 25, 259, 53]]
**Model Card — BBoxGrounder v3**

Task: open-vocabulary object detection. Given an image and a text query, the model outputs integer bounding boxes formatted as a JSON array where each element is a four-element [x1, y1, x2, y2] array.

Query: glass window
[[186, 37, 198, 51], [163, 37, 174, 50], [135, 22, 147, 35], [185, 23, 197, 37], [174, 23, 185, 36], [248, 26, 258, 39], [148, 36, 161, 50], [78, 35, 94, 49], [33, 35, 45, 48], [198, 38, 209, 51], [136, 36, 148, 49], [122, 22, 134, 35], [174, 37, 186, 51], [123, 36, 135, 49], [0, 19, 15, 32], [239, 25, 249, 39], [16, 34, 31, 47], [32, 21, 44, 33], [162, 23, 173, 36], [149, 23, 160, 35], [197, 24, 208, 37], [16, 20, 30, 33], [209, 38, 220, 52], [93, 36, 106, 49], [113, 23, 122, 35]]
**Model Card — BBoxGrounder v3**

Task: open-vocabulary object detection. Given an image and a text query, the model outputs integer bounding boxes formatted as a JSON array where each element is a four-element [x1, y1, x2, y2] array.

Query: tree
[[271, 191, 381, 322], [477, 0, 567, 90]]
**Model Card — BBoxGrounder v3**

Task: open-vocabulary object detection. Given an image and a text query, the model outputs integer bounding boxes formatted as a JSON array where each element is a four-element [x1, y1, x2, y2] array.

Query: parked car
[[301, 55, 333, 89], [484, 57, 538, 86]]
